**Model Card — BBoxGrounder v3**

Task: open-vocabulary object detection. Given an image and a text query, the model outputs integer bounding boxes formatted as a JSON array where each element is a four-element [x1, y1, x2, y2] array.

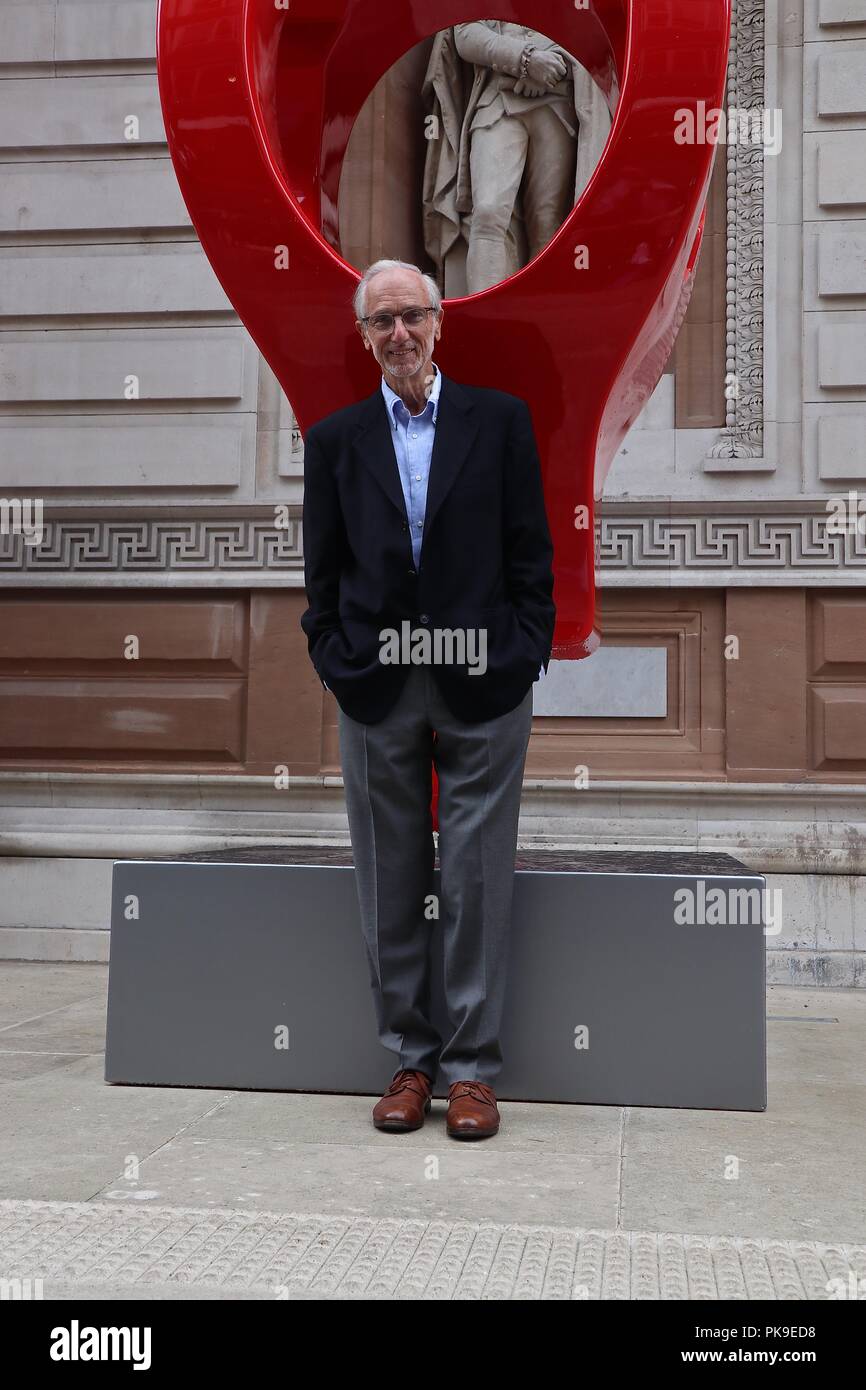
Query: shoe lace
[[388, 1069, 429, 1097], [448, 1081, 495, 1106]]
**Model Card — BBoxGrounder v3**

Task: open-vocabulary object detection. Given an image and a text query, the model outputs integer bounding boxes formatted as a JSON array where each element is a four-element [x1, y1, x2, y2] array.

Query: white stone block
[[806, 311, 866, 399], [820, 0, 866, 25], [533, 647, 667, 718], [817, 50, 866, 115], [0, 927, 111, 962], [1, 1, 56, 65], [817, 230, 866, 296], [818, 320, 866, 387], [0, 335, 245, 403], [818, 132, 866, 206], [0, 857, 112, 930], [0, 415, 249, 488], [0, 77, 165, 150], [0, 247, 232, 317], [817, 412, 866, 478], [0, 161, 189, 233], [55, 0, 158, 63], [604, 429, 677, 497]]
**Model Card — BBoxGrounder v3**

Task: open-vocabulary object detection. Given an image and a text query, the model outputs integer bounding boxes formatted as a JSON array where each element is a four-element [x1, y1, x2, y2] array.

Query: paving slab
[[0, 962, 106, 1030], [178, 1087, 622, 1153], [92, 1134, 621, 1227], [0, 1056, 232, 1203]]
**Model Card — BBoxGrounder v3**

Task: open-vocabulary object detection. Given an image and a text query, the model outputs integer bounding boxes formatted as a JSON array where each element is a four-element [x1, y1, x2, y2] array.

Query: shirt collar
[[381, 362, 441, 427]]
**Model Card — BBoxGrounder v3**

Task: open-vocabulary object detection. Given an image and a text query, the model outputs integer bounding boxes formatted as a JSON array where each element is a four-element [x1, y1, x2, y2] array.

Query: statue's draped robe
[[422, 24, 613, 297]]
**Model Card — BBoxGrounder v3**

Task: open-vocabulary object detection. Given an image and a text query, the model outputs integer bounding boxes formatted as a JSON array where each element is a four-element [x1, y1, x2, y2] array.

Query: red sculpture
[[157, 0, 733, 656], [157, 0, 730, 659]]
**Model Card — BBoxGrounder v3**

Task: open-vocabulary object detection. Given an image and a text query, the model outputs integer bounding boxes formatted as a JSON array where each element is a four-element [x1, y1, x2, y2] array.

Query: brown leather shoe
[[372, 1068, 433, 1132], [446, 1080, 500, 1139]]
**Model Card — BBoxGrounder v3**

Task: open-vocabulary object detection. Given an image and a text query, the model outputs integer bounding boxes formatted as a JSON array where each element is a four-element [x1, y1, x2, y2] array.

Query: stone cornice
[[2, 498, 862, 586]]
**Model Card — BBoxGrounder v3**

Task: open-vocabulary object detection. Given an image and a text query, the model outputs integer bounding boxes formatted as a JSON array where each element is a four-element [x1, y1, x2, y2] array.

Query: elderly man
[[300, 259, 555, 1139]]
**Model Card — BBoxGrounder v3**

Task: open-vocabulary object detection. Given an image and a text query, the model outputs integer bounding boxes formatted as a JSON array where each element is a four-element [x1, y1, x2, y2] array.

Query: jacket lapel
[[424, 373, 479, 536], [352, 389, 407, 520], [352, 371, 479, 535]]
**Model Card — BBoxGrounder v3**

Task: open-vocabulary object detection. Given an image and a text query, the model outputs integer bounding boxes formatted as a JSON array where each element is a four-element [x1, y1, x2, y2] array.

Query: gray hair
[[353, 258, 442, 321]]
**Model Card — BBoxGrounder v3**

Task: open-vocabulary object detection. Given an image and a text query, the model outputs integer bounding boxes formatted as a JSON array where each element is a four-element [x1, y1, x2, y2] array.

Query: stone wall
[[0, 1, 863, 979]]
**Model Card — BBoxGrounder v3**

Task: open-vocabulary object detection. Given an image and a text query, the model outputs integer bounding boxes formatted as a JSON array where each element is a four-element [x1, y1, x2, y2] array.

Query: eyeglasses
[[359, 306, 438, 335]]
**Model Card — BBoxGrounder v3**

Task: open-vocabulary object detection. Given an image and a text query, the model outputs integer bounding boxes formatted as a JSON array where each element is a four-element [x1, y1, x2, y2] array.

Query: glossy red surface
[[158, 0, 730, 659]]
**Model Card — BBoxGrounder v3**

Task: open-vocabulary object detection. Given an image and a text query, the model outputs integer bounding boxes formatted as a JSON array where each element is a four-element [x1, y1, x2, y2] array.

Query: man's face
[[356, 268, 443, 380]]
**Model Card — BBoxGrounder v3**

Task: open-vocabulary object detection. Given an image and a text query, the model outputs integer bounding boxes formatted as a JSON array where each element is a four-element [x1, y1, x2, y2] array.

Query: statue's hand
[[526, 48, 568, 88], [514, 78, 546, 98]]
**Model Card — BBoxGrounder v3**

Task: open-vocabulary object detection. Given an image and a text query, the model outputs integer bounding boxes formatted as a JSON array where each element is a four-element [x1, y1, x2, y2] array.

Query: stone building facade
[[0, 1, 863, 980]]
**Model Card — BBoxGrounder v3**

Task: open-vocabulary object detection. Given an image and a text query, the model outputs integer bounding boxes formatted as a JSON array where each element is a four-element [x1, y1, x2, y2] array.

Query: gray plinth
[[105, 848, 767, 1111]]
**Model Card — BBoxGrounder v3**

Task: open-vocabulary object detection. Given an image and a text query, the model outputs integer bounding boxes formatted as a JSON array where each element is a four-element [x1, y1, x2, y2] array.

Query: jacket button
[[419, 613, 430, 625]]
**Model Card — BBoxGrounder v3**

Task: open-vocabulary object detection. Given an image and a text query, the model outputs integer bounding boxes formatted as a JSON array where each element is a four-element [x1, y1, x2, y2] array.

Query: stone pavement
[[0, 964, 864, 1300]]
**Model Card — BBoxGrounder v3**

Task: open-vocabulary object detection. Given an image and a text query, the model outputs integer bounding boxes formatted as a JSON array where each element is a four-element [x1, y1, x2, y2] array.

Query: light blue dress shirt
[[380, 361, 442, 570], [379, 362, 545, 682]]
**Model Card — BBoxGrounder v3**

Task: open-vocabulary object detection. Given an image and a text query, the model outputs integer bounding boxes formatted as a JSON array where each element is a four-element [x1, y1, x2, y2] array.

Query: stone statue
[[422, 21, 613, 297]]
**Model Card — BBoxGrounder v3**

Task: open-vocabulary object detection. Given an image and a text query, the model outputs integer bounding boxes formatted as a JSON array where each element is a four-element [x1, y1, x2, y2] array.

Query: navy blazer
[[300, 371, 556, 725]]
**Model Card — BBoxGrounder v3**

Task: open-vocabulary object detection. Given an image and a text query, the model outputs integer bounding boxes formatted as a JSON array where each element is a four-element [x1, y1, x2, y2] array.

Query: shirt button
[[416, 520, 422, 527], [415, 474, 421, 481]]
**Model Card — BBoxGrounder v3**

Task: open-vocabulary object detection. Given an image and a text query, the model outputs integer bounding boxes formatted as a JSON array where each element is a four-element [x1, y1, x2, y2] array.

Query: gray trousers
[[466, 104, 577, 294], [337, 665, 533, 1086]]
